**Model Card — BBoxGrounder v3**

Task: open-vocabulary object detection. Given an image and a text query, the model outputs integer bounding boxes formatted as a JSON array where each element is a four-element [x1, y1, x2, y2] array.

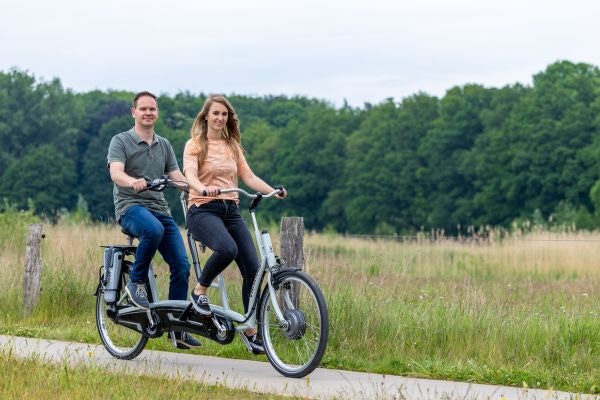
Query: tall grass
[[1, 219, 599, 394], [305, 230, 600, 394]]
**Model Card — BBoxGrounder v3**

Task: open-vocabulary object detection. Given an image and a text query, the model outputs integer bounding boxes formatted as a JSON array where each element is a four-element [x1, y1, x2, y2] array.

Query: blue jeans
[[187, 200, 259, 313], [120, 205, 190, 301]]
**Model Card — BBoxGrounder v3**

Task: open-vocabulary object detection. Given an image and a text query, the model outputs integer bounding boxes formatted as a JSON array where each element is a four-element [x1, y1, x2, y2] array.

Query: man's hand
[[131, 178, 148, 192]]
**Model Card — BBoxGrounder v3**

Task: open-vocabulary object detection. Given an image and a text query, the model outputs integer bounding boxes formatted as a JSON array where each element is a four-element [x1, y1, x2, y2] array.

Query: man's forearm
[[110, 169, 137, 187]]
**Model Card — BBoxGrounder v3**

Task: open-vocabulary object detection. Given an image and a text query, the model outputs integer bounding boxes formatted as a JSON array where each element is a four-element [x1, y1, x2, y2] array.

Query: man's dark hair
[[133, 91, 158, 108]]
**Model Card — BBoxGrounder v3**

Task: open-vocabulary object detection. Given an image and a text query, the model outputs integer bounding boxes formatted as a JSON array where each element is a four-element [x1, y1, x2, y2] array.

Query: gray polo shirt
[[107, 128, 180, 221]]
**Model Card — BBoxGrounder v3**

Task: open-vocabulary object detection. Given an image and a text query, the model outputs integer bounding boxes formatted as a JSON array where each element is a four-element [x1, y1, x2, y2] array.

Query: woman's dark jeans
[[119, 205, 190, 301], [187, 200, 259, 313]]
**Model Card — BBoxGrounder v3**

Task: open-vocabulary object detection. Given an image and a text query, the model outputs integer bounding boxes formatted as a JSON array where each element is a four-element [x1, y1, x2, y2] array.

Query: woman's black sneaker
[[244, 333, 265, 355], [190, 291, 212, 316]]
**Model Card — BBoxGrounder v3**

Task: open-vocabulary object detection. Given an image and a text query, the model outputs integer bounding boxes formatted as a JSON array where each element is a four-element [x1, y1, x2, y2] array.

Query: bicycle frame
[[181, 188, 288, 334]]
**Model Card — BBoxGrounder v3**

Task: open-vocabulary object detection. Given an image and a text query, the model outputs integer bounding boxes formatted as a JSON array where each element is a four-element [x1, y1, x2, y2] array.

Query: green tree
[[467, 61, 600, 226], [0, 69, 38, 171], [461, 84, 527, 226], [339, 95, 439, 233], [81, 115, 132, 221], [269, 105, 351, 230], [0, 144, 77, 218], [417, 85, 491, 232]]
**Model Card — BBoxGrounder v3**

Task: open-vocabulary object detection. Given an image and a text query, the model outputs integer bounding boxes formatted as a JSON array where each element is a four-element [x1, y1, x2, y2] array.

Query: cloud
[[1, 0, 598, 106]]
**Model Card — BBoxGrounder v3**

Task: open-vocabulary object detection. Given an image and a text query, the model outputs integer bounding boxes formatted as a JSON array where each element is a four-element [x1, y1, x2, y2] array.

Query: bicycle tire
[[95, 268, 148, 359], [258, 270, 329, 378]]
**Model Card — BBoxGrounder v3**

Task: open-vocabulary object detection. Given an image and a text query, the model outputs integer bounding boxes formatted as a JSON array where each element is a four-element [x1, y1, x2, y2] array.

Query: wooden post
[[23, 224, 44, 317], [280, 217, 304, 306], [280, 217, 304, 269]]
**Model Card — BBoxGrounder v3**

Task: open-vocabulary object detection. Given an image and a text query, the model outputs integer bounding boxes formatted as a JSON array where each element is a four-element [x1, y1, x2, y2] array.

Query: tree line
[[1, 60, 600, 235]]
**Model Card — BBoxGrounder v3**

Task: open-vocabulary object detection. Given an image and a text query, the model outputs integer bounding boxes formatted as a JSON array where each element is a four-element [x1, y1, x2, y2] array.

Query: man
[[107, 91, 201, 349]]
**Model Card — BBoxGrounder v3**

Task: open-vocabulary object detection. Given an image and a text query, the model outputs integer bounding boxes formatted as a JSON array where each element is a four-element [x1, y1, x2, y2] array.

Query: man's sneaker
[[244, 333, 265, 355], [125, 281, 150, 309], [190, 290, 212, 316], [169, 331, 202, 349]]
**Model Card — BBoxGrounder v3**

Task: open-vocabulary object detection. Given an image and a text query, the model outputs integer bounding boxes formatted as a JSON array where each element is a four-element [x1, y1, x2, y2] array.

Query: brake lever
[[139, 178, 165, 193]]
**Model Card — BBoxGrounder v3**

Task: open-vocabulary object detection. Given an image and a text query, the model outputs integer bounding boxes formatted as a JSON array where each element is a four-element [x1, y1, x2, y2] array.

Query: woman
[[183, 94, 286, 354]]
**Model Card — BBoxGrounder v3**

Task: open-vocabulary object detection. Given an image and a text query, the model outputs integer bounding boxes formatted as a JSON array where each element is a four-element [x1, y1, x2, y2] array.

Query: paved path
[[0, 335, 597, 400]]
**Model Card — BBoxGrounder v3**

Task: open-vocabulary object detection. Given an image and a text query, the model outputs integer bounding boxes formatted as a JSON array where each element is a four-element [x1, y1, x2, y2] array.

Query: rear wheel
[[258, 270, 329, 378], [95, 267, 147, 359]]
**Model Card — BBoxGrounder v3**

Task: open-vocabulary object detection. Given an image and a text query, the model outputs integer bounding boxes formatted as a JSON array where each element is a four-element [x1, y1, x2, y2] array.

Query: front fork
[[257, 229, 289, 329], [267, 278, 289, 330]]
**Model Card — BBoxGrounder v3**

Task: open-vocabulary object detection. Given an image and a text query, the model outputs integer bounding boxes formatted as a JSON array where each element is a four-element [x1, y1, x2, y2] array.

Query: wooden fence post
[[280, 217, 304, 269], [23, 224, 44, 317], [280, 217, 304, 305]]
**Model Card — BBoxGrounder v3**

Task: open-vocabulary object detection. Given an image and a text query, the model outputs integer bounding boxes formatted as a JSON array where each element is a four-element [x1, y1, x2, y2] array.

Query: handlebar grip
[[141, 177, 167, 192], [137, 179, 151, 193], [202, 189, 222, 196]]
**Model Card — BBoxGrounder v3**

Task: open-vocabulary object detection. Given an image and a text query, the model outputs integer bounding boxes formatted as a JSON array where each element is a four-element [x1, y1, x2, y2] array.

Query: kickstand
[[169, 330, 178, 348], [238, 331, 253, 353]]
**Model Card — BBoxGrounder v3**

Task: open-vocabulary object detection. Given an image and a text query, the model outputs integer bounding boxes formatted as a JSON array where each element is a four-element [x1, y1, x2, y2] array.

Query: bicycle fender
[[93, 265, 104, 296], [271, 267, 302, 287]]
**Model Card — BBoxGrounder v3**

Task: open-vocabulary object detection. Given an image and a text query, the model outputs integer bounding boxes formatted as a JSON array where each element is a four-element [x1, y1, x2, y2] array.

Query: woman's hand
[[274, 186, 287, 200], [203, 185, 221, 197]]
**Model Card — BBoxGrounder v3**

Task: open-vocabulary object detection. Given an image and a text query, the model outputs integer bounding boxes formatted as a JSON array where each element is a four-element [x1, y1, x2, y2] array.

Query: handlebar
[[139, 176, 189, 193], [140, 177, 284, 200], [203, 187, 284, 199], [202, 186, 285, 211]]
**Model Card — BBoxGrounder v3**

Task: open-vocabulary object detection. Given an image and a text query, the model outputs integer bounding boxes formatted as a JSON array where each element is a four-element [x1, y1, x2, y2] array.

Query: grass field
[[1, 218, 599, 395], [0, 349, 295, 399]]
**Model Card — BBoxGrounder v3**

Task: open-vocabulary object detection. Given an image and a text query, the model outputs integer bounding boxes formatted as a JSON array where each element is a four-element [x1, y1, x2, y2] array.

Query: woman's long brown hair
[[189, 94, 243, 169]]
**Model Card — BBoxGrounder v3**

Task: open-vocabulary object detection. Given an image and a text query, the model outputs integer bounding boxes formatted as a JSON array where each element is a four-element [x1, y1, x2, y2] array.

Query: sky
[[1, 0, 598, 107]]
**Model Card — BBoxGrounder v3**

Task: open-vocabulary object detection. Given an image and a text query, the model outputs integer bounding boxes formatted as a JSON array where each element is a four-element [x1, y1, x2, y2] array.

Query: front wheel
[[95, 268, 148, 359], [258, 270, 329, 378]]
